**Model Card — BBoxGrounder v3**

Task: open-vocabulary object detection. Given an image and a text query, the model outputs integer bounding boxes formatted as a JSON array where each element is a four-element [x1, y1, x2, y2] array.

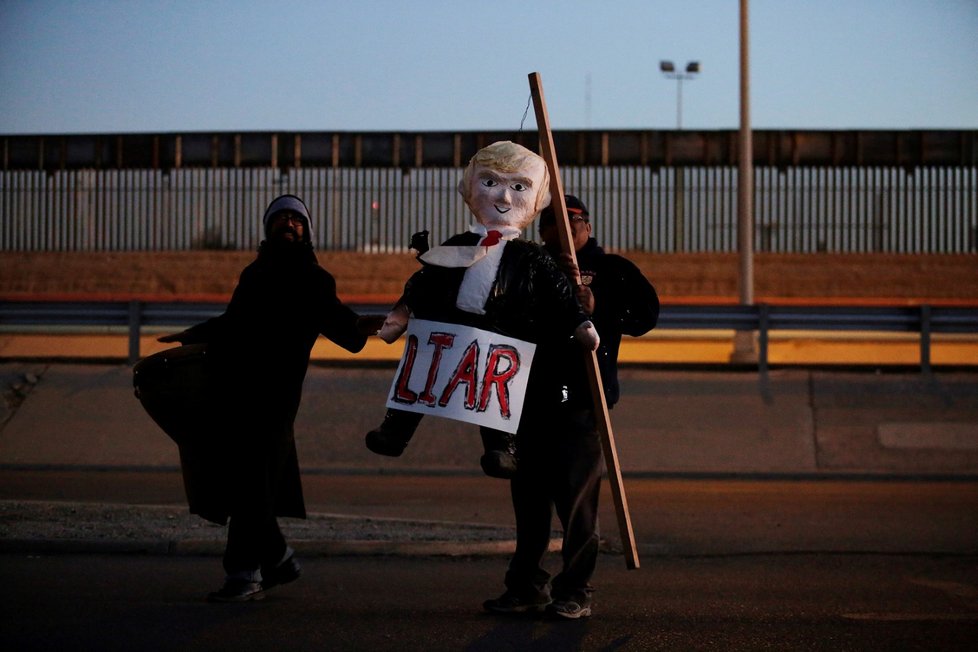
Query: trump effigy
[[366, 140, 599, 478]]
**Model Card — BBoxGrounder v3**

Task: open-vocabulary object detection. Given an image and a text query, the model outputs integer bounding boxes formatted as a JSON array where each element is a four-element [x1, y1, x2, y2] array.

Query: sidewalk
[[4, 362, 977, 476], [2, 362, 977, 556]]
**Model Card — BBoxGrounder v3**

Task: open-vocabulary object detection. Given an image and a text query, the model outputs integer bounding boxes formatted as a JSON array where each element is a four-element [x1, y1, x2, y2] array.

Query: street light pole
[[659, 60, 700, 129], [738, 2, 753, 307], [659, 60, 700, 252], [733, 0, 757, 362]]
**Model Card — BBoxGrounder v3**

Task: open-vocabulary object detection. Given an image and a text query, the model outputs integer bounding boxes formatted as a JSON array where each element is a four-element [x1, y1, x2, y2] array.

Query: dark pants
[[224, 511, 287, 581], [221, 415, 292, 581], [505, 403, 603, 604]]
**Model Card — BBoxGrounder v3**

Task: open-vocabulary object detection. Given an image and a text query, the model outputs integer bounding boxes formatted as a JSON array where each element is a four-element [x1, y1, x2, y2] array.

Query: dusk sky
[[1, 0, 976, 135]]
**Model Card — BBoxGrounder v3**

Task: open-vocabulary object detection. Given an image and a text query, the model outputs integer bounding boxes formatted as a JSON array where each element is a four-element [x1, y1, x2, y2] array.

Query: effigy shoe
[[365, 409, 422, 456], [480, 451, 518, 479], [365, 428, 409, 456]]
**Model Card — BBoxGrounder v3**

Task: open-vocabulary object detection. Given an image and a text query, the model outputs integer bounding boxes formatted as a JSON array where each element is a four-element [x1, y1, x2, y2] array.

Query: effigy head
[[458, 141, 551, 230]]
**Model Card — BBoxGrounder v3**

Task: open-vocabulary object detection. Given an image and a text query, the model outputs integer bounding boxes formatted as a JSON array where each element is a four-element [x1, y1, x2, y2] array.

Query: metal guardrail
[[2, 300, 976, 372], [664, 303, 978, 375]]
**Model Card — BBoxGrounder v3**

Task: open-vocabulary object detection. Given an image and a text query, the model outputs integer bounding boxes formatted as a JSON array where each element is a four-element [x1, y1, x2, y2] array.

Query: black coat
[[173, 240, 367, 524], [403, 232, 589, 343], [548, 238, 659, 408]]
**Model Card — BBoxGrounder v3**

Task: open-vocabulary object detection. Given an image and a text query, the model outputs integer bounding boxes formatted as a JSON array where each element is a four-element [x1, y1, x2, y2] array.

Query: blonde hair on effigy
[[458, 141, 552, 216]]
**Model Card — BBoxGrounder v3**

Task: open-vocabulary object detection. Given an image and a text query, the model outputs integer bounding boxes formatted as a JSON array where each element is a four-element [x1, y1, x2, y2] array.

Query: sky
[[1, 0, 976, 135]]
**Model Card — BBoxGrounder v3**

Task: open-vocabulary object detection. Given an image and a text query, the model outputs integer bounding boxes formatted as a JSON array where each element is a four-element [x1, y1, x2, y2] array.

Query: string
[[517, 93, 532, 135]]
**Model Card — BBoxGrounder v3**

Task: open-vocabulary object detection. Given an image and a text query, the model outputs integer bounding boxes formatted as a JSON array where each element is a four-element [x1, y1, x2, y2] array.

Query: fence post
[[127, 300, 141, 365]]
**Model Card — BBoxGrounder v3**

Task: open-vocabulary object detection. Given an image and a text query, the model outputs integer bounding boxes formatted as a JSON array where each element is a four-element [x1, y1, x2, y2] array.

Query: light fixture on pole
[[659, 60, 701, 252], [659, 60, 700, 129]]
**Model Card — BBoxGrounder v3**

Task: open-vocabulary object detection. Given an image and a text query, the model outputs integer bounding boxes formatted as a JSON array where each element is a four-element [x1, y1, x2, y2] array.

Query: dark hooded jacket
[[548, 237, 659, 408], [173, 239, 367, 524]]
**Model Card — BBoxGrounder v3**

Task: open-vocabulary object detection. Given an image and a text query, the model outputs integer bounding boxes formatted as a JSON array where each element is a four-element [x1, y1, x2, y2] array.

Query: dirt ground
[[1, 250, 976, 304]]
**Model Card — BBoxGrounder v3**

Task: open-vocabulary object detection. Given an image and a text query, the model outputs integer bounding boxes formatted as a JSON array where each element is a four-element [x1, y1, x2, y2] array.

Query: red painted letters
[[392, 332, 523, 421], [479, 345, 520, 418]]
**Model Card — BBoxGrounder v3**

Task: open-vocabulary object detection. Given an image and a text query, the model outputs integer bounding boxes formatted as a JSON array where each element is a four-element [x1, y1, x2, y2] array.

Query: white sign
[[385, 319, 537, 434]]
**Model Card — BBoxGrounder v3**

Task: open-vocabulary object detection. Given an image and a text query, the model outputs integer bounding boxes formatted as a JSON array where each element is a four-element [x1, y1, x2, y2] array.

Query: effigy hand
[[574, 320, 600, 351], [377, 304, 410, 343]]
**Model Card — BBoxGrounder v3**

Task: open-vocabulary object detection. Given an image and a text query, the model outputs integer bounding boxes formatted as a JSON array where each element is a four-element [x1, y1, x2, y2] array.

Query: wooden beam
[[528, 72, 640, 570]]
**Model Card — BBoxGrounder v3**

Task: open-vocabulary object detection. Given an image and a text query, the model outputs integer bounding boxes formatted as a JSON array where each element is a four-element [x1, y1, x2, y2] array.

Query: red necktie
[[480, 230, 502, 246]]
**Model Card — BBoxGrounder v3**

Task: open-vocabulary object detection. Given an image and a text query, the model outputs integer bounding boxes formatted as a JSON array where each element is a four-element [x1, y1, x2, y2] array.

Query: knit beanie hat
[[262, 194, 313, 240]]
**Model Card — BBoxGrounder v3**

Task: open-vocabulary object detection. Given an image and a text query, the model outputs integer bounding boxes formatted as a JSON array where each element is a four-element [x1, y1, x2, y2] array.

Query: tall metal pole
[[660, 61, 698, 253], [734, 0, 756, 359], [675, 73, 686, 251], [675, 73, 685, 251], [676, 76, 683, 129]]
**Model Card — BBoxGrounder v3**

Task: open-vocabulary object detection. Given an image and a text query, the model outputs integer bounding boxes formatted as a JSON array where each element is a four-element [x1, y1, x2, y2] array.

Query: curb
[[0, 538, 531, 558], [0, 499, 557, 559]]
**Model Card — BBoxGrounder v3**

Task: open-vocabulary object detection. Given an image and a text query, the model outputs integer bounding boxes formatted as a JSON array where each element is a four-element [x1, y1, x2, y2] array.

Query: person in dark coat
[[157, 194, 376, 602], [483, 194, 659, 620]]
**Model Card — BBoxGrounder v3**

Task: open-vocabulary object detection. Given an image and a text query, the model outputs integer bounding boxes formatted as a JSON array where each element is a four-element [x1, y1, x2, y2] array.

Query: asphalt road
[[3, 553, 977, 652], [3, 361, 978, 650], [2, 471, 977, 557]]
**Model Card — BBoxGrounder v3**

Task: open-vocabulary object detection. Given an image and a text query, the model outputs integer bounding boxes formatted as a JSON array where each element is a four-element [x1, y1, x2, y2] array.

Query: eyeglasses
[[539, 214, 588, 227], [272, 212, 304, 225]]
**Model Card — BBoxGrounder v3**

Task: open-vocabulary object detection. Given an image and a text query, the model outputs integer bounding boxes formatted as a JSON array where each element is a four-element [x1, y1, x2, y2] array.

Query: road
[[3, 552, 977, 651], [3, 471, 977, 557], [3, 470, 977, 651], [2, 364, 978, 649]]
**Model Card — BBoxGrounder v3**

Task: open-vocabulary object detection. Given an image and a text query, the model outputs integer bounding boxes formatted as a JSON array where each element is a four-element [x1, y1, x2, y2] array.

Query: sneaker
[[547, 599, 592, 619], [483, 591, 552, 614], [262, 554, 301, 590], [207, 579, 264, 603]]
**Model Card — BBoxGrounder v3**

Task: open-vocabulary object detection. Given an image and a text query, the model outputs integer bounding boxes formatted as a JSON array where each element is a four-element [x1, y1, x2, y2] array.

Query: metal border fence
[[2, 164, 976, 253]]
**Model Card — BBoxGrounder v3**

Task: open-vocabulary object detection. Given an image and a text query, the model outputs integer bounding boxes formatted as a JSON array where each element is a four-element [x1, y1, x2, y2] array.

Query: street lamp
[[659, 60, 700, 129], [659, 60, 700, 251]]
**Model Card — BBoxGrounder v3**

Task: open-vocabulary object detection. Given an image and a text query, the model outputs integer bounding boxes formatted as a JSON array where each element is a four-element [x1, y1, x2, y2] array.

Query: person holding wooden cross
[[482, 194, 659, 619]]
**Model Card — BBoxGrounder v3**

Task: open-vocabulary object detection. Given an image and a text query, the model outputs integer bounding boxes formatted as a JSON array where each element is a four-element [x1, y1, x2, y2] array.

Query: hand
[[357, 314, 388, 337], [157, 332, 184, 344], [555, 252, 580, 279], [555, 253, 594, 313], [376, 305, 410, 344], [575, 284, 595, 315]]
